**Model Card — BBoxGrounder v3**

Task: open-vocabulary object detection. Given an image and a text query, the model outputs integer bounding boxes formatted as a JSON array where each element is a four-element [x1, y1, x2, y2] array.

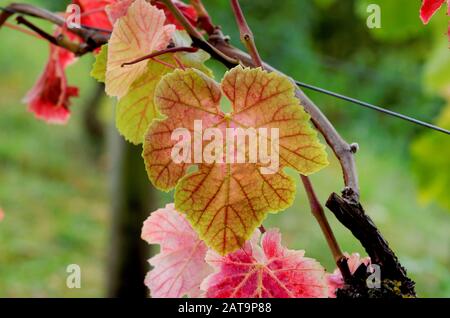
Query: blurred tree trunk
[[83, 83, 105, 150], [107, 110, 157, 298]]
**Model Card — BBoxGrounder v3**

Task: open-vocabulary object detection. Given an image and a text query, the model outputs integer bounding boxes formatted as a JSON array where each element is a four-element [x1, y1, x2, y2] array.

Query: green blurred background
[[0, 0, 449, 297]]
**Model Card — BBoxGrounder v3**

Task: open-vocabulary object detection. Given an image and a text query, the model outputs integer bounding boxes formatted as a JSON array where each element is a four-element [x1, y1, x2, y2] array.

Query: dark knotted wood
[[326, 192, 416, 298]]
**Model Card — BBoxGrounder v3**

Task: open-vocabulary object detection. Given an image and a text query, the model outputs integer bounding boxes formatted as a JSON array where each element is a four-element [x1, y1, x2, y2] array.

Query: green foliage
[[424, 40, 450, 95], [412, 104, 450, 210], [355, 0, 425, 41]]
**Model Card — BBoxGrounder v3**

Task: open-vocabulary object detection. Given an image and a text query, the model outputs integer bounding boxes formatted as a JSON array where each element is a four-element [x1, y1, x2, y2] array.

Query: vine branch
[[301, 176, 348, 275], [189, 0, 215, 35], [229, 0, 263, 68], [0, 3, 109, 55]]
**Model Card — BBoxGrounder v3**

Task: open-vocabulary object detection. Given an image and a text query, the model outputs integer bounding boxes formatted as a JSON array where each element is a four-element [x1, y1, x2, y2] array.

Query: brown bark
[[107, 119, 157, 298], [326, 193, 416, 297]]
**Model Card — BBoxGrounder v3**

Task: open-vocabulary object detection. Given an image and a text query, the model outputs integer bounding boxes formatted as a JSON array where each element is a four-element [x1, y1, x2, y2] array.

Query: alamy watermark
[[366, 264, 381, 289], [65, 4, 81, 29], [366, 4, 381, 29], [66, 264, 81, 289], [171, 120, 280, 174]]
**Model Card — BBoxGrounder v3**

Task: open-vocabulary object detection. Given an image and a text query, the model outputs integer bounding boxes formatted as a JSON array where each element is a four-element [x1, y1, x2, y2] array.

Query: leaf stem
[[229, 0, 263, 68], [300, 176, 348, 269], [189, 0, 215, 35], [159, 0, 238, 66], [121, 46, 198, 67]]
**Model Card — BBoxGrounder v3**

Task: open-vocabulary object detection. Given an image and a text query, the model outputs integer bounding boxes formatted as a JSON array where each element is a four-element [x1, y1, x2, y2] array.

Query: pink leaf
[[141, 203, 212, 298], [0, 207, 4, 222], [326, 252, 371, 298], [105, 0, 175, 98], [201, 229, 328, 298], [105, 0, 134, 25]]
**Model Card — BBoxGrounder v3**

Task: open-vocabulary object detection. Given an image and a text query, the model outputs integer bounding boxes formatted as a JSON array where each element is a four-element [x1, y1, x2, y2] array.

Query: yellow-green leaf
[[143, 66, 328, 254], [90, 45, 108, 83], [116, 49, 212, 144]]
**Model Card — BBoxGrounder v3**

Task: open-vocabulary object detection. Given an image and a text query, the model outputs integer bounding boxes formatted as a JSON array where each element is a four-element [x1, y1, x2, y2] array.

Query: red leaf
[[420, 0, 447, 24], [79, 0, 197, 31], [73, 0, 117, 30], [23, 31, 78, 124], [155, 0, 198, 30], [201, 229, 328, 298]]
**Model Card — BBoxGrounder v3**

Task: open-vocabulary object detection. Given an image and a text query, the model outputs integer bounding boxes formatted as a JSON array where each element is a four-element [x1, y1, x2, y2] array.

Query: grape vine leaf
[[23, 31, 78, 124], [201, 229, 328, 298], [143, 66, 328, 254], [105, 0, 175, 98], [90, 45, 108, 83], [116, 31, 211, 144], [141, 203, 212, 298], [326, 252, 371, 298]]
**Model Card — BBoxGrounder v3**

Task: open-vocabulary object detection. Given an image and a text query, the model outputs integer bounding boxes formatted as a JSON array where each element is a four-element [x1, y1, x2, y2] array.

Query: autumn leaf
[[90, 44, 108, 83], [143, 66, 328, 254], [105, 0, 133, 25], [23, 30, 78, 124], [141, 203, 212, 298], [105, 0, 175, 98], [73, 0, 116, 30], [420, 0, 448, 24], [155, 0, 198, 30], [326, 252, 371, 298], [116, 31, 211, 144], [106, 0, 198, 30], [201, 229, 328, 298]]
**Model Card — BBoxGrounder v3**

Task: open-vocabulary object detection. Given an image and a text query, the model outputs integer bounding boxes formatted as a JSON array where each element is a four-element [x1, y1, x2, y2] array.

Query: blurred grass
[[0, 0, 449, 297]]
